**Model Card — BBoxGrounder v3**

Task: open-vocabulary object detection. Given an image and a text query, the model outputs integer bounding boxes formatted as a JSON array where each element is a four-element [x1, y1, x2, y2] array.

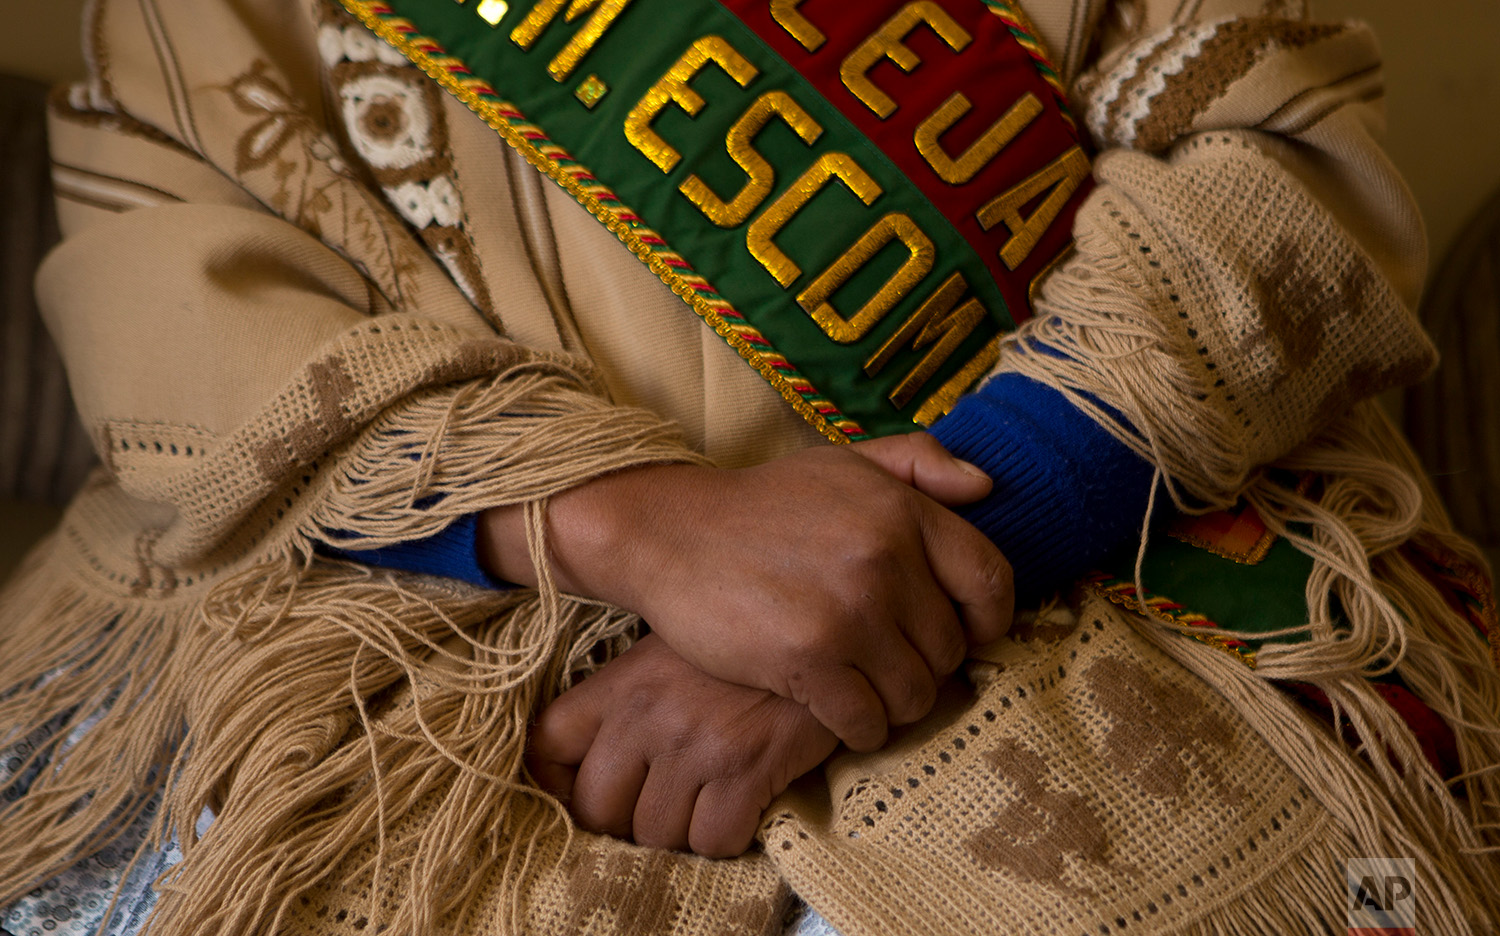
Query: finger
[[851, 432, 992, 507], [798, 666, 888, 753], [630, 761, 700, 852], [918, 502, 1015, 646], [530, 759, 579, 804], [890, 573, 968, 682], [527, 685, 607, 803], [571, 738, 649, 839], [689, 778, 767, 859], [530, 685, 606, 769], [857, 634, 939, 726]]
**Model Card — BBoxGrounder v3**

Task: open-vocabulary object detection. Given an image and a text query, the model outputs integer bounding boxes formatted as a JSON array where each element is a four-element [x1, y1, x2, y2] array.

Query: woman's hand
[[527, 633, 839, 858], [484, 432, 1013, 751]]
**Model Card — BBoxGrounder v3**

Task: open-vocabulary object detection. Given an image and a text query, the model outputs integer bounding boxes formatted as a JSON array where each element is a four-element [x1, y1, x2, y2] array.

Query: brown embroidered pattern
[[964, 736, 1110, 898], [1085, 655, 1248, 806], [721, 893, 789, 936], [1130, 18, 1345, 152], [562, 847, 682, 935], [253, 353, 360, 478], [1245, 239, 1373, 373], [225, 61, 341, 224]]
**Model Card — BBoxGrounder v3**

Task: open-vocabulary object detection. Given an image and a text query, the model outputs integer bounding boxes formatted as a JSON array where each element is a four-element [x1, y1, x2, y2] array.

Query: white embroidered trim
[[339, 72, 435, 170]]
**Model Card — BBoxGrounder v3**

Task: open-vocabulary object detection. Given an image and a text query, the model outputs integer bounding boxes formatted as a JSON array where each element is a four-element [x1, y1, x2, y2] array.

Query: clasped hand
[[485, 433, 1013, 854]]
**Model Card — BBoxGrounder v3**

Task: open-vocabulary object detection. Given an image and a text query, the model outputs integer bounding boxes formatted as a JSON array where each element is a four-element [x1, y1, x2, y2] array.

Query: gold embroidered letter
[[625, 37, 759, 174], [771, 0, 825, 52], [916, 92, 1043, 185], [624, 36, 762, 174], [799, 214, 934, 344], [747, 153, 882, 288], [864, 271, 985, 407], [511, 0, 635, 82], [913, 335, 1001, 426], [976, 145, 1089, 270], [841, 2, 971, 119], [680, 91, 823, 229]]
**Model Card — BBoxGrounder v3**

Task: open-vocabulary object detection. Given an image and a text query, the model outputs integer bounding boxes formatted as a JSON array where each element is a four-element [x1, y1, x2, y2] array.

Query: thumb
[[850, 432, 992, 507]]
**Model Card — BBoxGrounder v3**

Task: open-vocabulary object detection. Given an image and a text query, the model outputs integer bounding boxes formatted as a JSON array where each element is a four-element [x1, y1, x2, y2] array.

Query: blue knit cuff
[[320, 513, 505, 589], [927, 373, 1155, 602]]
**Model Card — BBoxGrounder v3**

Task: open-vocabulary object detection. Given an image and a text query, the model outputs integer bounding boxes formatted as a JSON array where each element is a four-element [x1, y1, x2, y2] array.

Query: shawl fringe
[[0, 365, 703, 935]]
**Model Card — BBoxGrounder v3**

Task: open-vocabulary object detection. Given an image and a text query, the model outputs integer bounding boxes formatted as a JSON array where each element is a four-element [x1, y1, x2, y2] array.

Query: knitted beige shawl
[[3, 0, 1499, 933]]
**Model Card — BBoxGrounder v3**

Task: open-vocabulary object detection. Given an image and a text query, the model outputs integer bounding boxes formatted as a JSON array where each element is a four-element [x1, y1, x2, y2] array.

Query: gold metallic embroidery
[[574, 73, 608, 108], [746, 152, 882, 288], [770, 0, 826, 52], [799, 212, 934, 344], [889, 298, 984, 408], [1027, 241, 1073, 309], [625, 36, 758, 174], [510, 0, 634, 82], [916, 91, 1042, 185], [866, 271, 965, 375], [679, 90, 822, 228], [912, 334, 1001, 426], [976, 144, 1089, 270], [476, 0, 509, 26], [865, 270, 985, 409], [840, 2, 971, 119], [340, 2, 857, 445]]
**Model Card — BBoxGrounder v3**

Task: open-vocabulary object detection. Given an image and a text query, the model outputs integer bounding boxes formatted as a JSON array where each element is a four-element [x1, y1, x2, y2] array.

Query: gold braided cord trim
[[1084, 574, 1259, 669], [340, 0, 866, 446], [982, 0, 1075, 126]]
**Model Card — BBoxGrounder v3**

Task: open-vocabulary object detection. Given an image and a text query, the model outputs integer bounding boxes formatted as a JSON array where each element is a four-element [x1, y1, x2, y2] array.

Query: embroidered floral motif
[[319, 1, 495, 316], [218, 53, 428, 306], [319, 20, 410, 67], [389, 176, 462, 229], [228, 61, 312, 175]]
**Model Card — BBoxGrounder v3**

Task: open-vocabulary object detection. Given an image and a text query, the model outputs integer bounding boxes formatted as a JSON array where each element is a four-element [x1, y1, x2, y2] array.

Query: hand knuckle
[[890, 671, 934, 723], [706, 737, 753, 777], [842, 691, 884, 734], [791, 622, 842, 664], [659, 715, 702, 755], [845, 539, 900, 586]]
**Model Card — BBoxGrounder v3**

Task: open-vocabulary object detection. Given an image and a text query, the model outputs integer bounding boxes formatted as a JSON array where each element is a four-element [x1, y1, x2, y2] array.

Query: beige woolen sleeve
[[1000, 3, 1435, 509], [37, 0, 702, 569]]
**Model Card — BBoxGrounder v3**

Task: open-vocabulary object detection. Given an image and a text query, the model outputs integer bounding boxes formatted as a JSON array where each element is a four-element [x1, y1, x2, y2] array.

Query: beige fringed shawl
[[3, 0, 1500, 933]]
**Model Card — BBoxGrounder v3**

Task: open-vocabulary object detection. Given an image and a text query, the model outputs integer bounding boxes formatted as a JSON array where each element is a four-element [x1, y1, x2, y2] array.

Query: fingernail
[[955, 459, 990, 481]]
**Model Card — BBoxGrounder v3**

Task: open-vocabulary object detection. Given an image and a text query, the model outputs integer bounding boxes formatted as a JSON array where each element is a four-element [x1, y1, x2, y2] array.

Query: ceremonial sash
[[340, 0, 1089, 442]]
